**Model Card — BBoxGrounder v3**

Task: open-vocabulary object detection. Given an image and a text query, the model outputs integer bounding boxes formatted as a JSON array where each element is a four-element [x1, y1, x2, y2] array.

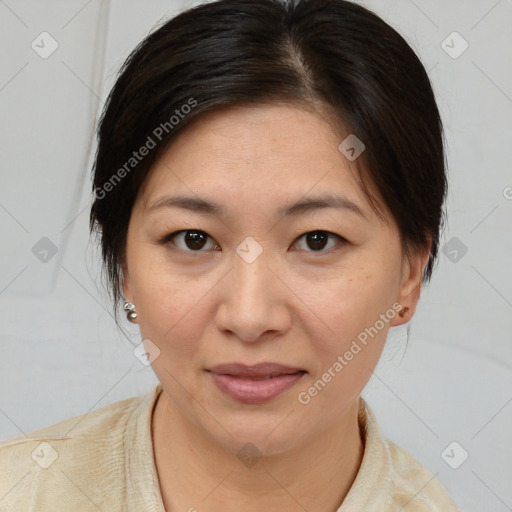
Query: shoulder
[[384, 439, 460, 511], [351, 398, 460, 512], [0, 392, 147, 511]]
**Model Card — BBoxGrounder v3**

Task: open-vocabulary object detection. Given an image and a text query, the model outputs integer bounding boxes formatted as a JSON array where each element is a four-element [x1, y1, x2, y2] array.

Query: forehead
[[138, 103, 382, 221]]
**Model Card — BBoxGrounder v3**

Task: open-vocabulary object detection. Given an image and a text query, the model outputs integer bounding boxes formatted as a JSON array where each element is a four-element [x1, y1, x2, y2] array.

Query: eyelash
[[159, 229, 348, 255]]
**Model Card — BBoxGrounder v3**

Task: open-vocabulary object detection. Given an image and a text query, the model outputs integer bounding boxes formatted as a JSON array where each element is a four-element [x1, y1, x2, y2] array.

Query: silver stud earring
[[123, 302, 138, 322]]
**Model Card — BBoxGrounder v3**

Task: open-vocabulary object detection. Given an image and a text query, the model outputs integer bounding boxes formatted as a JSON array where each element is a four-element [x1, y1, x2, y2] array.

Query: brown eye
[[165, 230, 219, 252], [162, 229, 345, 254], [294, 230, 345, 253]]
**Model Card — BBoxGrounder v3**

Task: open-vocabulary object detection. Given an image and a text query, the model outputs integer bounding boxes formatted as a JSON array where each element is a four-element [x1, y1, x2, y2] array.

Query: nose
[[214, 250, 292, 343]]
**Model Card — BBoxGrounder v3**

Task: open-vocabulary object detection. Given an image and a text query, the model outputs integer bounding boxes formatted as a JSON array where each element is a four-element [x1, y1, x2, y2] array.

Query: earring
[[123, 302, 138, 322], [398, 306, 410, 318]]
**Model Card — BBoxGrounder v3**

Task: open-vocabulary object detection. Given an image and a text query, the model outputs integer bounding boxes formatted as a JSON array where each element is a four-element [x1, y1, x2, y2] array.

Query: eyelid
[[161, 229, 347, 254], [291, 230, 347, 255], [160, 229, 220, 252]]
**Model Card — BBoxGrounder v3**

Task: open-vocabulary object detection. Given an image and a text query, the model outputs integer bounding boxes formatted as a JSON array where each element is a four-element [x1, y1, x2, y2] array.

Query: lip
[[208, 362, 304, 377], [206, 362, 306, 404]]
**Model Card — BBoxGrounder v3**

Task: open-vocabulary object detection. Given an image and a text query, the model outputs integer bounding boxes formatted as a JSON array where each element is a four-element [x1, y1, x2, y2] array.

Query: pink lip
[[206, 363, 306, 404]]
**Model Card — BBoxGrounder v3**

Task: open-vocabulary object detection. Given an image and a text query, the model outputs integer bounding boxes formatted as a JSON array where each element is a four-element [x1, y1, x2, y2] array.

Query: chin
[[201, 405, 311, 459]]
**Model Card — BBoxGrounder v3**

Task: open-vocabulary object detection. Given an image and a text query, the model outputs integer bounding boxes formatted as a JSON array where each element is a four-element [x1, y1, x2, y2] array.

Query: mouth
[[206, 362, 307, 404]]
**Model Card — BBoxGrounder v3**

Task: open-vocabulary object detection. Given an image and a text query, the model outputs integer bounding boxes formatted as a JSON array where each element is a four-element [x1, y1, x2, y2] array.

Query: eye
[[161, 229, 346, 254], [293, 230, 346, 253], [162, 230, 220, 252]]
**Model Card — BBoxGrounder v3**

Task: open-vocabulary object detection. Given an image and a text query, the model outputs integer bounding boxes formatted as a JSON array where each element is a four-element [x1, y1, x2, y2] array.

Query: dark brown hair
[[90, 0, 447, 323]]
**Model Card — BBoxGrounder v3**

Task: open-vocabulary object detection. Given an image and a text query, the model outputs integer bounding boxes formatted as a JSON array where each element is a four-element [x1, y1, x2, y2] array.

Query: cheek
[[137, 279, 207, 347], [295, 282, 397, 413], [294, 256, 400, 340], [293, 254, 401, 393]]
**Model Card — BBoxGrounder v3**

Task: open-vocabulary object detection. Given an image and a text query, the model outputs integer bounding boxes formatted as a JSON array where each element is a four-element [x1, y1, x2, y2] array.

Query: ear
[[389, 241, 431, 327]]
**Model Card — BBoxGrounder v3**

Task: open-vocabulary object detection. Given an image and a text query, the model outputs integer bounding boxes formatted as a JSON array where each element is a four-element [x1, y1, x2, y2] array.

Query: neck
[[152, 391, 364, 512]]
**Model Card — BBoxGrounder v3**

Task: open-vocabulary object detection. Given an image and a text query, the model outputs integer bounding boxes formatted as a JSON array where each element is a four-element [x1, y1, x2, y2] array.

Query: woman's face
[[123, 103, 427, 455]]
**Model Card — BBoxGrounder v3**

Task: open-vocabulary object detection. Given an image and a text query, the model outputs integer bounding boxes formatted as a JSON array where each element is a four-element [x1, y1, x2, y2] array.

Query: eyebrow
[[147, 193, 366, 220]]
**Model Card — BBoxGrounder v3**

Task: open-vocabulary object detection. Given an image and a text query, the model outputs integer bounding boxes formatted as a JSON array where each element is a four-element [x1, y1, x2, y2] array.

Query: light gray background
[[1, 1, 511, 511]]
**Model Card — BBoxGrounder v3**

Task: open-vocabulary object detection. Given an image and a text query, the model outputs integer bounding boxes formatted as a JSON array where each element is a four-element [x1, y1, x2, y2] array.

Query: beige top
[[0, 384, 459, 511]]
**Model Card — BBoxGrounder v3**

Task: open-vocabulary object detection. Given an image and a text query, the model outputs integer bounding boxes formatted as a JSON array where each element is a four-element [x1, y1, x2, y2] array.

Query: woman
[[0, 0, 460, 510]]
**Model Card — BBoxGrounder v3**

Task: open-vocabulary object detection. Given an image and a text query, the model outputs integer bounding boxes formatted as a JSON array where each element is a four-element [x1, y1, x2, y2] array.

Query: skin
[[122, 103, 429, 512]]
